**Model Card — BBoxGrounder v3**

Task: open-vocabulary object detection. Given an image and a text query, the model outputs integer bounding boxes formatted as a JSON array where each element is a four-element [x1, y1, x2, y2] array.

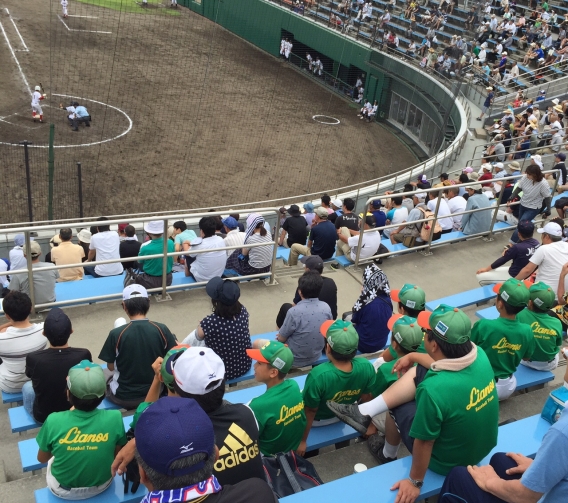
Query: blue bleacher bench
[[426, 284, 497, 311], [476, 305, 499, 320], [9, 397, 122, 434], [281, 414, 550, 503], [34, 474, 147, 503], [2, 390, 23, 404]]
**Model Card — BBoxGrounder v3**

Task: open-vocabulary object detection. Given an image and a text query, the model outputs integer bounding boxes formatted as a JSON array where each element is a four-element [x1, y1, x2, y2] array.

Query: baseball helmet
[[35, 86, 41, 91]]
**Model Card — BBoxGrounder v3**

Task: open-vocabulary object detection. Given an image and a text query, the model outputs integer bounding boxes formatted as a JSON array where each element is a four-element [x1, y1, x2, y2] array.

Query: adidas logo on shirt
[[214, 423, 260, 472]]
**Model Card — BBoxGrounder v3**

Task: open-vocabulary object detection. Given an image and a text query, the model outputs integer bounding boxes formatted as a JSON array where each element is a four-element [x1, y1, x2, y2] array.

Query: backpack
[[417, 206, 442, 242]]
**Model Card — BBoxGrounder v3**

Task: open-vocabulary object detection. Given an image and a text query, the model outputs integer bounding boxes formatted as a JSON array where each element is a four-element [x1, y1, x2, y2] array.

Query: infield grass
[[74, 0, 180, 15]]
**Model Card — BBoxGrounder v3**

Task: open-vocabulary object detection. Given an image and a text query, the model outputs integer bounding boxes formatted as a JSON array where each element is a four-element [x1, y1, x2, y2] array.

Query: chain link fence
[[0, 143, 84, 224]]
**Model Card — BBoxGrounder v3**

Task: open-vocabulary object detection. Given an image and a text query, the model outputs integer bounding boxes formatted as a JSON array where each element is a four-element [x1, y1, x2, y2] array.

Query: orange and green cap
[[320, 320, 359, 355], [417, 304, 471, 344], [387, 314, 423, 352], [493, 278, 530, 307], [161, 345, 190, 389], [529, 281, 556, 310], [67, 360, 106, 399], [390, 284, 426, 311], [246, 341, 294, 374]]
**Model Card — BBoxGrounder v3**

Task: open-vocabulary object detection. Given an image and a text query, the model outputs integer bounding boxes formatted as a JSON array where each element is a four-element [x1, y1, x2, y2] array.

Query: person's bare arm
[[469, 464, 542, 503], [391, 439, 435, 503], [87, 249, 96, 261], [297, 407, 318, 457], [515, 262, 537, 280], [558, 262, 568, 300], [37, 450, 52, 463], [144, 357, 164, 403], [111, 438, 136, 476], [393, 352, 434, 377]]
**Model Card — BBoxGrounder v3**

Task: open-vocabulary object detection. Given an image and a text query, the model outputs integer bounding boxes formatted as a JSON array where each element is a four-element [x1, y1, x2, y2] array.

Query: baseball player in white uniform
[[280, 38, 286, 58], [31, 85, 45, 122], [171, 0, 177, 6], [314, 57, 323, 76], [284, 39, 292, 59], [61, 0, 68, 18], [306, 53, 313, 71]]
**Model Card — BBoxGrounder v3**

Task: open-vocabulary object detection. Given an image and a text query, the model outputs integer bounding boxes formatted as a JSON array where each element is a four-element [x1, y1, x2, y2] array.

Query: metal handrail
[[467, 139, 568, 167], [350, 169, 559, 265], [5, 208, 282, 312]]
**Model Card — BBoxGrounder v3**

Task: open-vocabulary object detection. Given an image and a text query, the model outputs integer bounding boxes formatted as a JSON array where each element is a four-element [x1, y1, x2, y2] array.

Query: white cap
[[538, 222, 563, 237], [414, 192, 427, 201], [123, 284, 148, 300], [35, 85, 41, 91], [144, 220, 165, 234], [172, 347, 226, 395], [494, 162, 504, 170], [332, 199, 343, 208], [77, 229, 91, 243]]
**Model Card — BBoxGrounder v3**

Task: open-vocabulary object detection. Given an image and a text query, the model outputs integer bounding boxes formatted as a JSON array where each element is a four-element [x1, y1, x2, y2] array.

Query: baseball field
[[0, 0, 417, 221]]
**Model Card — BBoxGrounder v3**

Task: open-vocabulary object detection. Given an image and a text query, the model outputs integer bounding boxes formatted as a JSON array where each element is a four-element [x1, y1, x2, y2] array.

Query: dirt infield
[[0, 0, 417, 221]]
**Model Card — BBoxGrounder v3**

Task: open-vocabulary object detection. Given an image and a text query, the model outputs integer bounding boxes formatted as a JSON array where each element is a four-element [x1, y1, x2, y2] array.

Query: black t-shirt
[[309, 220, 337, 260], [207, 478, 278, 503], [210, 401, 265, 486], [293, 276, 338, 319], [554, 162, 567, 186], [25, 347, 92, 423], [334, 212, 359, 231], [119, 240, 142, 270], [282, 215, 308, 247]]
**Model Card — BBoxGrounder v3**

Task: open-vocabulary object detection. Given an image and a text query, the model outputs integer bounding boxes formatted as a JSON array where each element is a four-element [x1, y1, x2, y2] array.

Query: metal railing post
[[486, 187, 505, 242], [267, 209, 280, 286], [77, 162, 84, 219], [424, 193, 442, 256], [20, 141, 34, 222], [156, 218, 171, 302], [24, 231, 37, 317]]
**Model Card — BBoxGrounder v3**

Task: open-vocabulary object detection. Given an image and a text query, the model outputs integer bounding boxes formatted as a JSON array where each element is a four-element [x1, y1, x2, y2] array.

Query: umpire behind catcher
[[68, 101, 91, 131]]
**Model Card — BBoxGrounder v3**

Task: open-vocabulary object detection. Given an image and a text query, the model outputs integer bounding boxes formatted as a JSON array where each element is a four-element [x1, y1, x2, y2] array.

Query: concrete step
[[0, 472, 45, 503]]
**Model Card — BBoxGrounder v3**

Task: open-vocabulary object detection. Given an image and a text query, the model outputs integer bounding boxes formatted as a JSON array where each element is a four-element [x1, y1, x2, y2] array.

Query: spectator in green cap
[[297, 320, 375, 456], [471, 278, 535, 400], [246, 341, 307, 456], [381, 283, 427, 363], [517, 282, 562, 372], [327, 304, 499, 503], [366, 313, 423, 461], [36, 360, 127, 499]]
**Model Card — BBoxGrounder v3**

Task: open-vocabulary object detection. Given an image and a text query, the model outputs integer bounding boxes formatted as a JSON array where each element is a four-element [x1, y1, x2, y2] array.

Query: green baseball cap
[[417, 304, 471, 344], [320, 320, 359, 355], [161, 345, 190, 389], [529, 281, 556, 310], [67, 360, 106, 399], [246, 341, 294, 374], [391, 284, 426, 311], [493, 278, 530, 307], [387, 314, 423, 352]]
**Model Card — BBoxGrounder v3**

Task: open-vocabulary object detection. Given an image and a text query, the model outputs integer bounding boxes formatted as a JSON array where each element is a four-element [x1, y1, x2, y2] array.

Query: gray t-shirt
[[9, 262, 59, 305], [279, 298, 332, 367]]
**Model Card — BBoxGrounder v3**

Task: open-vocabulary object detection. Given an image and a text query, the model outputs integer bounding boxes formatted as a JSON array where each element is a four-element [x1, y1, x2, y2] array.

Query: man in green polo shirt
[[246, 341, 306, 456], [327, 305, 499, 503], [132, 220, 174, 289], [367, 313, 423, 461], [298, 320, 375, 456], [517, 281, 563, 372], [471, 278, 535, 400]]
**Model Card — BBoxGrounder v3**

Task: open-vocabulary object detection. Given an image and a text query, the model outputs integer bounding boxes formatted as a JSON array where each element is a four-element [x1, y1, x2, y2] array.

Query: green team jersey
[[516, 309, 562, 363], [470, 317, 535, 379], [37, 408, 127, 488], [248, 379, 306, 456], [410, 348, 499, 475], [303, 358, 375, 421], [371, 358, 399, 397]]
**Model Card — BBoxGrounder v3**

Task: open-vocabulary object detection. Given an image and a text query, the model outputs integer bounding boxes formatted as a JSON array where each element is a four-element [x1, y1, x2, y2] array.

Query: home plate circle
[[312, 115, 340, 125], [0, 94, 133, 149]]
